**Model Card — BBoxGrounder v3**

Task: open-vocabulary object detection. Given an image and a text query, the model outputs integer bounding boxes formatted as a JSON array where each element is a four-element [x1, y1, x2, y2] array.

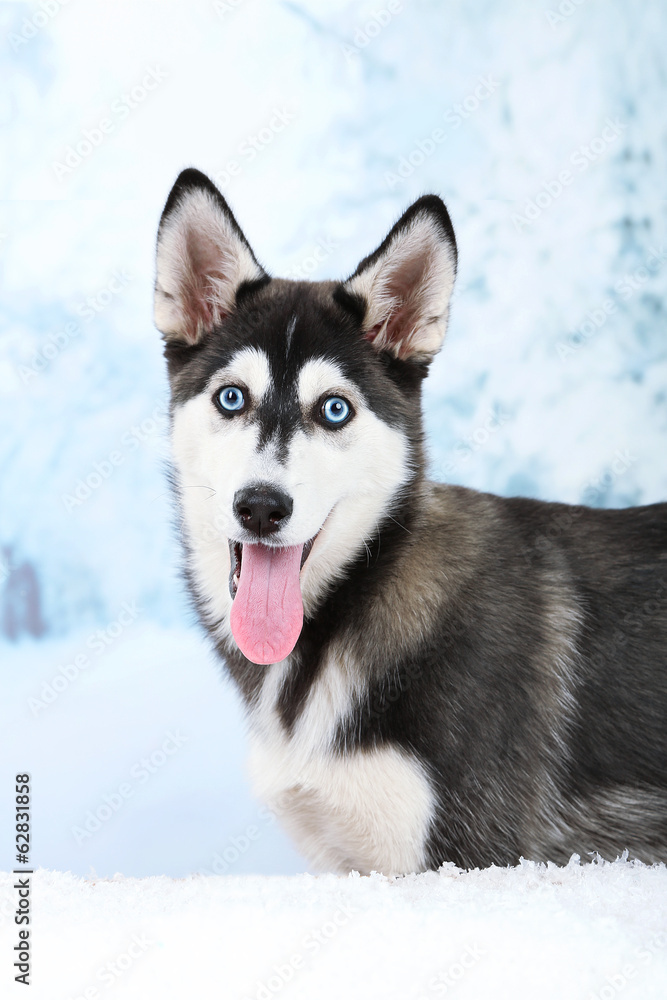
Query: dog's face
[[154, 170, 457, 664]]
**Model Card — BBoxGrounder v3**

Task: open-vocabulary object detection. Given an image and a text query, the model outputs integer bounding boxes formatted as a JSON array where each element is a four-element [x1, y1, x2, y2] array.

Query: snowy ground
[[2, 2, 666, 995], [1, 860, 666, 999]]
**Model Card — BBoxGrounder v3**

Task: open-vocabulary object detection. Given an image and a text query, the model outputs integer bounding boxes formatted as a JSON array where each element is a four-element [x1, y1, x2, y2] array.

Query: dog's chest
[[246, 655, 435, 875]]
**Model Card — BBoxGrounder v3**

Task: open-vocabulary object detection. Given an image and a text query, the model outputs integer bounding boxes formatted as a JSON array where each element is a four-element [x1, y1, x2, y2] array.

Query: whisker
[[182, 485, 217, 500], [363, 541, 371, 566], [387, 514, 411, 534]]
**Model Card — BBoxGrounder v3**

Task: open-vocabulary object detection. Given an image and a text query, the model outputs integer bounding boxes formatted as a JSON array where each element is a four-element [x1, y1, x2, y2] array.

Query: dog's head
[[154, 169, 457, 665]]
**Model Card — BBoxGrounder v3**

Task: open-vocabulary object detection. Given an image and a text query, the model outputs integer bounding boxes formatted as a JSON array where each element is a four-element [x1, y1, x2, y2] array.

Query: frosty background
[[1, 0, 665, 879]]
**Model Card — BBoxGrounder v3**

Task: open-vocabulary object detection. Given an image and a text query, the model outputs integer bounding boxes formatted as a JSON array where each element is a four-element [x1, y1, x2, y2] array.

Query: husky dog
[[154, 169, 667, 874]]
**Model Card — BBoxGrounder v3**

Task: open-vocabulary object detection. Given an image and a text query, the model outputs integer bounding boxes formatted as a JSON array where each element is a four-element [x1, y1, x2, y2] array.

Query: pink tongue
[[230, 543, 304, 665]]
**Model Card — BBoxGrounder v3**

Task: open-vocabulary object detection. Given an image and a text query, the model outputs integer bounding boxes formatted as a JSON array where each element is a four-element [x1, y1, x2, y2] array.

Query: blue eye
[[217, 386, 245, 413], [321, 396, 351, 426]]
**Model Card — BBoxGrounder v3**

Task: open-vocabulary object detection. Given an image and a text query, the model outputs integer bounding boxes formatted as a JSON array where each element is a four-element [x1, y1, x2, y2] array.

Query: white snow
[[1, 2, 666, 995], [1, 859, 666, 999]]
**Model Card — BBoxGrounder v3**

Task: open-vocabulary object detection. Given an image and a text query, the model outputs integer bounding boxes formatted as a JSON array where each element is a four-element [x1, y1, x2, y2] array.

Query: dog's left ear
[[341, 195, 457, 363], [154, 168, 267, 345]]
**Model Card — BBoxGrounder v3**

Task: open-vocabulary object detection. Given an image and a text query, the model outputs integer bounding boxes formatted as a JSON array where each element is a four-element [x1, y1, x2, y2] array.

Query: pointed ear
[[341, 195, 457, 362], [154, 168, 268, 345]]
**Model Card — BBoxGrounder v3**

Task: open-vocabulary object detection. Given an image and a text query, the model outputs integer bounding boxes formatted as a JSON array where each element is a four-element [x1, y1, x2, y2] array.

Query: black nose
[[233, 484, 293, 538]]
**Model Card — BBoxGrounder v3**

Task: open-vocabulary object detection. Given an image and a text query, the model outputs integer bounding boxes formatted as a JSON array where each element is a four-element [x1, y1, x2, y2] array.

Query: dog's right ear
[[154, 169, 267, 345]]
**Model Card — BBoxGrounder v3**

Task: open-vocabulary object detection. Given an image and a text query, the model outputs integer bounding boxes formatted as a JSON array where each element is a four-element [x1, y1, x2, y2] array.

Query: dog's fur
[[154, 169, 667, 874]]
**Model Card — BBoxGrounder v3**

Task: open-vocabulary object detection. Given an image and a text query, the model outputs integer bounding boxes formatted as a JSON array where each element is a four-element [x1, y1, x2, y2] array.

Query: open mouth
[[228, 535, 317, 600], [227, 532, 320, 665]]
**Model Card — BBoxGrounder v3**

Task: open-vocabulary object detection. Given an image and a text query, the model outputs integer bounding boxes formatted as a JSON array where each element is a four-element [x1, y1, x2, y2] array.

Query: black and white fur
[[155, 169, 667, 874]]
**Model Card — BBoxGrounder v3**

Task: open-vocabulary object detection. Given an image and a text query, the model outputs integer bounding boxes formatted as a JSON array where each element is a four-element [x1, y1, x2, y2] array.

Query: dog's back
[[377, 485, 667, 868]]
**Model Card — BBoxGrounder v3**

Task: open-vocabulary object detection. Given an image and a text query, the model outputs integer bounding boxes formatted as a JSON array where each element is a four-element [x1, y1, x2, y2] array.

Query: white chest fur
[[246, 652, 436, 875]]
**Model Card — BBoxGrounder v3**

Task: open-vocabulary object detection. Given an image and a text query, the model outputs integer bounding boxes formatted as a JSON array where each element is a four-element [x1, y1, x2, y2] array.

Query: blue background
[[1, 0, 665, 877]]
